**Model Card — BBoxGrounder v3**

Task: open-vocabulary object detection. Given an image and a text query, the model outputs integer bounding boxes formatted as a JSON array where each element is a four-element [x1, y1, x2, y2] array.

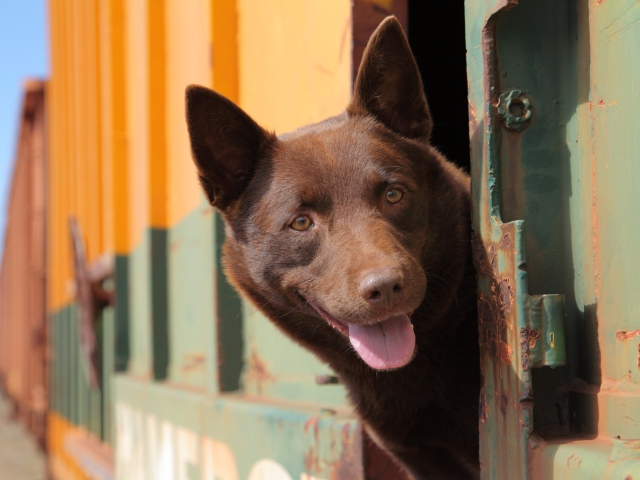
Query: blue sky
[[0, 0, 47, 256]]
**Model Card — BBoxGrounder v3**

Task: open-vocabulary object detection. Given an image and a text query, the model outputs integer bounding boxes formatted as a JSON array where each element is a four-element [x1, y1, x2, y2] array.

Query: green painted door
[[466, 0, 640, 477]]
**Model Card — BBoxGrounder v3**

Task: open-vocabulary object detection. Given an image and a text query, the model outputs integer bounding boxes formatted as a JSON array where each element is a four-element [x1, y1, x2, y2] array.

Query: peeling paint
[[473, 235, 513, 367], [520, 328, 539, 372], [616, 330, 640, 341]]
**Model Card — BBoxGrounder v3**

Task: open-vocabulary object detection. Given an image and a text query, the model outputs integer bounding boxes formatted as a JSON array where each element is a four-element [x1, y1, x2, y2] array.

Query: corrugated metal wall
[[44, 1, 406, 479], [0, 81, 47, 447]]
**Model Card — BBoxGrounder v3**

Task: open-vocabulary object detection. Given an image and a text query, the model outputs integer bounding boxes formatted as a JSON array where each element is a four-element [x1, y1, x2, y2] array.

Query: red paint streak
[[616, 330, 640, 341], [597, 0, 605, 4], [598, 100, 606, 108], [338, 16, 350, 67], [590, 108, 604, 374], [314, 63, 335, 76], [588, 101, 593, 114]]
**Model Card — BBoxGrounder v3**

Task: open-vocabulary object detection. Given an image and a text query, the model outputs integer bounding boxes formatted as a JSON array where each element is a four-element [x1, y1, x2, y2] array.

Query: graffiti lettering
[[115, 402, 324, 480]]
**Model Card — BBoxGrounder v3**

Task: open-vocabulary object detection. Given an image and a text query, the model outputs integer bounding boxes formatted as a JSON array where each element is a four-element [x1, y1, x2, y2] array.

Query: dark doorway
[[408, 1, 470, 172]]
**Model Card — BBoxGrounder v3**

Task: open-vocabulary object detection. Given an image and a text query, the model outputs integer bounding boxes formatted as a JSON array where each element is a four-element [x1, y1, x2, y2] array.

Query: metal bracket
[[523, 294, 566, 370]]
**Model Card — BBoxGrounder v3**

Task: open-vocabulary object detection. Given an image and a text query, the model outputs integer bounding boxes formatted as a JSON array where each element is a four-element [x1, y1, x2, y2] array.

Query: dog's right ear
[[185, 85, 275, 210], [348, 17, 432, 141]]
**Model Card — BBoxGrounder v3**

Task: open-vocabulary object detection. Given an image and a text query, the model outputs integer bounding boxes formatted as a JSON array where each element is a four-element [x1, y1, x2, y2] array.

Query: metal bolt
[[498, 89, 532, 132]]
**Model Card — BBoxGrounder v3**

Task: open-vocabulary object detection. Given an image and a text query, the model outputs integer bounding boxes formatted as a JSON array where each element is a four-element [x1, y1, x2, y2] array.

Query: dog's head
[[186, 17, 468, 372]]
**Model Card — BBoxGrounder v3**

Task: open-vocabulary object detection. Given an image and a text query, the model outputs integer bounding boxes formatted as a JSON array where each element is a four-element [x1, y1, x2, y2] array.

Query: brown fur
[[185, 17, 479, 480]]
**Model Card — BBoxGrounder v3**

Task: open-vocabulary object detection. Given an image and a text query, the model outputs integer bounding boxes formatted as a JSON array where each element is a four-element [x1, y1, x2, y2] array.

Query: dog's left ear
[[348, 16, 432, 141]]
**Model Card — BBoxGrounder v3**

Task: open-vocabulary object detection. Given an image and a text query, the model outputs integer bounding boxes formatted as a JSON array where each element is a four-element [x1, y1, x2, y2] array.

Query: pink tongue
[[348, 314, 415, 370]]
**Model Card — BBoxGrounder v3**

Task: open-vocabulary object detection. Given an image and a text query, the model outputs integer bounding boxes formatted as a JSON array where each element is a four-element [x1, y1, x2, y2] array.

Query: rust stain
[[589, 101, 593, 114], [181, 353, 206, 373], [520, 328, 539, 372], [473, 234, 514, 366], [590, 106, 604, 376], [330, 424, 366, 480], [468, 100, 479, 133], [245, 347, 275, 394], [598, 99, 606, 108], [170, 237, 184, 251], [303, 416, 320, 434], [304, 443, 320, 475], [498, 278, 514, 314], [500, 394, 508, 416], [500, 343, 513, 365], [479, 392, 490, 422], [637, 344, 640, 368], [597, 0, 605, 4], [616, 329, 640, 341], [303, 420, 319, 477], [308, 415, 359, 479], [200, 206, 214, 216], [500, 232, 511, 248], [306, 420, 368, 480], [314, 16, 351, 81], [314, 63, 335, 76], [338, 16, 350, 68]]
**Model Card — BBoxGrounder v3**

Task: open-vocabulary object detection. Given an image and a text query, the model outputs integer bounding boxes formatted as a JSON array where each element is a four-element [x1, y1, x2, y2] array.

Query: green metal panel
[[103, 306, 115, 444], [166, 200, 218, 392], [216, 211, 245, 393], [50, 310, 58, 413], [466, 0, 640, 477], [114, 375, 363, 480], [74, 309, 88, 431], [69, 307, 79, 426], [115, 255, 131, 372], [150, 227, 170, 381], [128, 236, 153, 379], [113, 201, 355, 476], [590, 0, 640, 391], [50, 304, 111, 440], [241, 300, 349, 408]]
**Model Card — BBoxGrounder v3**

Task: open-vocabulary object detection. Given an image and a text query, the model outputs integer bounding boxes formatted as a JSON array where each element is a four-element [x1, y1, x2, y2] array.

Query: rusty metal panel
[[114, 376, 365, 480], [0, 80, 48, 447], [467, 0, 640, 477]]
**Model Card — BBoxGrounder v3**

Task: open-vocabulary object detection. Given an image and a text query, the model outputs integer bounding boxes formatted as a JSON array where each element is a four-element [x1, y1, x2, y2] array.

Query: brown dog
[[186, 16, 479, 480]]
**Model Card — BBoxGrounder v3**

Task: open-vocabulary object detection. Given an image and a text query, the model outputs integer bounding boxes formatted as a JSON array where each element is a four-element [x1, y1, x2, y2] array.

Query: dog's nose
[[359, 268, 404, 309]]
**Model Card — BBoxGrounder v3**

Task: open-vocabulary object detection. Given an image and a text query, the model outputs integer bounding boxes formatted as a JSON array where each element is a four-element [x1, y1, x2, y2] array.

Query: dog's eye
[[290, 215, 312, 231], [385, 188, 404, 205]]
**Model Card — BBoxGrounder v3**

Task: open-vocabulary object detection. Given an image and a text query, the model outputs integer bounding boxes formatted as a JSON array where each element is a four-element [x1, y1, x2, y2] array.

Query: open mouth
[[299, 293, 416, 371]]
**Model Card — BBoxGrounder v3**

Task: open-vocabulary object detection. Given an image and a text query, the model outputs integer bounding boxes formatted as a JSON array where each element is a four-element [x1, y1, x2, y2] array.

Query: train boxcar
[[0, 80, 47, 448], [1, 1, 639, 479]]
